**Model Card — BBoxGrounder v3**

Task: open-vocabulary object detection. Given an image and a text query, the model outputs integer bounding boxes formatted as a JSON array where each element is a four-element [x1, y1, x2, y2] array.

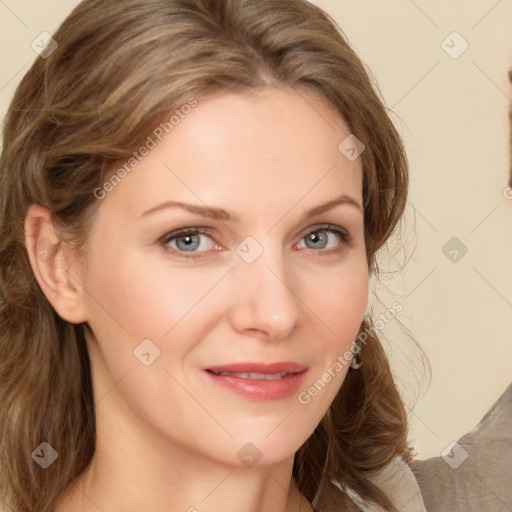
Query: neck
[[55, 396, 313, 512]]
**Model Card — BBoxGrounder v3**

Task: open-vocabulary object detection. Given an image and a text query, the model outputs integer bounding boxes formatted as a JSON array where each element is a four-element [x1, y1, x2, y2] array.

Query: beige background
[[1, 0, 511, 460]]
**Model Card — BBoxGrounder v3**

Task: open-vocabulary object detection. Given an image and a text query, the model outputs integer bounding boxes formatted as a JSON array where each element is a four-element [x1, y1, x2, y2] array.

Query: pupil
[[178, 234, 199, 251], [308, 231, 326, 248]]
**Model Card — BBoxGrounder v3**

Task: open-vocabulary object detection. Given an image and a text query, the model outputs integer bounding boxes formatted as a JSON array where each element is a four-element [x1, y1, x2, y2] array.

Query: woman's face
[[78, 87, 368, 467]]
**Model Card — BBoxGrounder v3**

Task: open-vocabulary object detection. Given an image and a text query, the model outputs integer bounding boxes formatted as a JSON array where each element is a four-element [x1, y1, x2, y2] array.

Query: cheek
[[84, 245, 220, 341], [299, 256, 368, 393], [309, 259, 368, 342], [325, 273, 367, 322]]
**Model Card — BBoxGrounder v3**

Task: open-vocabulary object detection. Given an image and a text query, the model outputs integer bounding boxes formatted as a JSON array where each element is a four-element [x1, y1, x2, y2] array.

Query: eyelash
[[159, 224, 351, 260]]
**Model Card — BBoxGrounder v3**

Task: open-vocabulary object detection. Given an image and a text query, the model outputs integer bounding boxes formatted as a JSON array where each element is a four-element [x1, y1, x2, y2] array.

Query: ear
[[24, 203, 88, 324]]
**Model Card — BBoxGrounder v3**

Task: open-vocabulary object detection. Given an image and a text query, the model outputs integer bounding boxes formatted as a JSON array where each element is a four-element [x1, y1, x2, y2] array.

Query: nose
[[228, 247, 301, 341]]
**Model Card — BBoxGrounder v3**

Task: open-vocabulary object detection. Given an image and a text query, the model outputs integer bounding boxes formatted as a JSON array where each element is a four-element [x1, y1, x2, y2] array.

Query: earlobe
[[24, 204, 89, 324]]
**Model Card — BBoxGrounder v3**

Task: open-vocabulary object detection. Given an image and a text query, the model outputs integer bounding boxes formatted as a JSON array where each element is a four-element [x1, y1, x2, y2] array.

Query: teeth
[[216, 371, 288, 380]]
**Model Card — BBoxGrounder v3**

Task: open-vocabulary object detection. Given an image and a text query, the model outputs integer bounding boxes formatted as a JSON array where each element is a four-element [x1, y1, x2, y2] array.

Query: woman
[[0, 0, 425, 510]]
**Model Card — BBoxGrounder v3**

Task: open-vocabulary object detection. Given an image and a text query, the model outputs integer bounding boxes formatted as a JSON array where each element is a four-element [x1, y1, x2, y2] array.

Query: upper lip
[[205, 362, 308, 374]]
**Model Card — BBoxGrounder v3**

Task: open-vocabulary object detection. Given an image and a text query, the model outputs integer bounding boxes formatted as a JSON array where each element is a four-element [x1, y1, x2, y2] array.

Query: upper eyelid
[[297, 224, 349, 241], [161, 226, 214, 243]]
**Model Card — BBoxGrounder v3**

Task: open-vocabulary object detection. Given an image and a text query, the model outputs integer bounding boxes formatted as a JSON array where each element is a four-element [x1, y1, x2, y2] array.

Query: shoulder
[[331, 456, 427, 512], [367, 455, 426, 512]]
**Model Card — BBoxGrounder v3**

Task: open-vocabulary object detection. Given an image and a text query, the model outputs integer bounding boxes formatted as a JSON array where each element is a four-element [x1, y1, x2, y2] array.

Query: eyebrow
[[138, 194, 363, 221]]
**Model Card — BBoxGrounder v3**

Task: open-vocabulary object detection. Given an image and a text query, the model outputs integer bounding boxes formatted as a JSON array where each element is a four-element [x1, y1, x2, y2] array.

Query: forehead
[[99, 87, 363, 219]]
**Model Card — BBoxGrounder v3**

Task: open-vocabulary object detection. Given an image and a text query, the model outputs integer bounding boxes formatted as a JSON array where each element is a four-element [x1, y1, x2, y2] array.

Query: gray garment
[[411, 383, 512, 512], [333, 455, 427, 511]]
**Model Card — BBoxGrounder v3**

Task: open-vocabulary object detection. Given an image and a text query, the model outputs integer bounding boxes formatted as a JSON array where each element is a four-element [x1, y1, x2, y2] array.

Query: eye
[[160, 224, 351, 260], [297, 224, 351, 254], [160, 228, 220, 259]]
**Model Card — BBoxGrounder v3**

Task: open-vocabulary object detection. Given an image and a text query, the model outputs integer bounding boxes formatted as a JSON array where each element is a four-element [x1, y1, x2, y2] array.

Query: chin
[[227, 427, 311, 468]]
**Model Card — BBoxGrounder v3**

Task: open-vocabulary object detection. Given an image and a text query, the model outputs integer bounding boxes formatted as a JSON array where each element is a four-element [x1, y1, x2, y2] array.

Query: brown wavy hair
[[0, 0, 412, 510]]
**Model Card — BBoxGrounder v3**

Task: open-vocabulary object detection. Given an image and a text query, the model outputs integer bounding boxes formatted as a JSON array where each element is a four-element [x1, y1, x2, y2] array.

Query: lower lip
[[204, 370, 308, 401]]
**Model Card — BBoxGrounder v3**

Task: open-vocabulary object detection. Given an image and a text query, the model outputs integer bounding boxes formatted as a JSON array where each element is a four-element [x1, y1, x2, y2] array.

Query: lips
[[206, 362, 307, 376], [210, 371, 288, 381], [204, 362, 308, 400]]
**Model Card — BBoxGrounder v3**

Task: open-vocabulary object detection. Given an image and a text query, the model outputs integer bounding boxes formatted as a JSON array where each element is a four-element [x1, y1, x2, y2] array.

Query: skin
[[25, 86, 368, 512]]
